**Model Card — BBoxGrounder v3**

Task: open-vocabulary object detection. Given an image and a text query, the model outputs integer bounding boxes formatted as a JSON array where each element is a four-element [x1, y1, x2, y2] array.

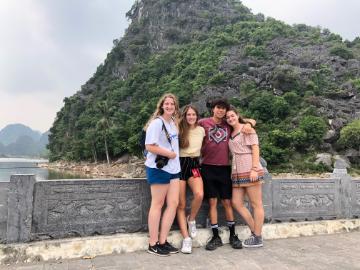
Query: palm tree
[[96, 101, 112, 165]]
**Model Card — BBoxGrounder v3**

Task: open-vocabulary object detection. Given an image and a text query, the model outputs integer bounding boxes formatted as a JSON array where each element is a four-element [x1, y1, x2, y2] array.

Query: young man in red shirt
[[199, 98, 255, 251]]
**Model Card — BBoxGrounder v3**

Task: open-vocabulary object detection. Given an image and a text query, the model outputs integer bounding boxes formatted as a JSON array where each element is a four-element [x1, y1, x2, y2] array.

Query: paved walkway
[[2, 231, 360, 270]]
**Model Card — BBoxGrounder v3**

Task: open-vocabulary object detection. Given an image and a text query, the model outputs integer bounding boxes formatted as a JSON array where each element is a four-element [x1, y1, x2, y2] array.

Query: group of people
[[144, 93, 265, 256]]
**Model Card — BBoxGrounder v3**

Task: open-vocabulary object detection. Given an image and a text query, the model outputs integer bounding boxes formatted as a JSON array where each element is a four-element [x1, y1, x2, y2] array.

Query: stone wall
[[0, 182, 9, 243], [0, 168, 359, 244]]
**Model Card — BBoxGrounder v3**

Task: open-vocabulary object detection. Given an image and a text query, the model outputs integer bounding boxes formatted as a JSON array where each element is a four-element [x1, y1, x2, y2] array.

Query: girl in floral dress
[[226, 106, 265, 248]]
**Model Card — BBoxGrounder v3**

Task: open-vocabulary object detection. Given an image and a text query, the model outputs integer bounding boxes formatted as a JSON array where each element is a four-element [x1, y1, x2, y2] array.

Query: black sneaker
[[205, 235, 223, 251], [161, 241, 179, 254], [229, 234, 243, 249], [147, 243, 170, 256]]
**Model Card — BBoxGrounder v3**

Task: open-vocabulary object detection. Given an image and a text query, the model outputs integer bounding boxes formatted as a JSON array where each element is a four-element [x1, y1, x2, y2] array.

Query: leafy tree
[[338, 120, 360, 149], [96, 101, 112, 164], [299, 116, 327, 146], [248, 93, 290, 122]]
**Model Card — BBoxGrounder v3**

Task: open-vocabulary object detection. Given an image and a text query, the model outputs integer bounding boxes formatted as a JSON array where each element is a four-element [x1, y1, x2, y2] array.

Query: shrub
[[283, 92, 300, 106], [299, 116, 327, 145], [351, 78, 360, 92], [244, 44, 266, 58], [261, 142, 289, 165], [330, 45, 354, 60], [338, 120, 360, 149], [248, 93, 290, 122], [269, 129, 292, 147]]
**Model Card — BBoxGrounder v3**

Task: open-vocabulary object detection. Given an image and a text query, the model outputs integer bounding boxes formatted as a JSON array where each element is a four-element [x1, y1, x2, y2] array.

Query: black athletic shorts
[[201, 164, 232, 200], [180, 157, 201, 181]]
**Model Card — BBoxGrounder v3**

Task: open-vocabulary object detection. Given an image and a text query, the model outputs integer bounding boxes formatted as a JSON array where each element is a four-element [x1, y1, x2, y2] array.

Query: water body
[[0, 158, 90, 182]]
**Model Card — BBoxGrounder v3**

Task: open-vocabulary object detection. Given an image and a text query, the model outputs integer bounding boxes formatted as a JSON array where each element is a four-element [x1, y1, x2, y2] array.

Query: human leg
[[243, 183, 264, 248], [231, 187, 255, 232], [187, 176, 204, 221], [177, 180, 189, 238], [187, 176, 203, 238], [159, 178, 180, 244], [246, 184, 264, 236], [148, 184, 168, 246], [205, 197, 223, 251], [221, 198, 242, 249]]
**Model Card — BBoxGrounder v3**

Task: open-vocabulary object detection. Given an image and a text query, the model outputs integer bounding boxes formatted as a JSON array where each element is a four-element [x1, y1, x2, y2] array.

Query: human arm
[[145, 118, 177, 159], [242, 118, 256, 134], [249, 144, 260, 181], [145, 144, 176, 159]]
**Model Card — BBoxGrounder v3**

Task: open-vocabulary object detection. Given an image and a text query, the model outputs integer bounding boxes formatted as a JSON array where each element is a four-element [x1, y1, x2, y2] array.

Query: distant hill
[[0, 124, 49, 158], [0, 124, 41, 145]]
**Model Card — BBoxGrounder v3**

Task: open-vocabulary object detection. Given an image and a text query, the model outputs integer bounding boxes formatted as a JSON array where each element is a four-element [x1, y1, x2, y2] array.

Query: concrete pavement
[[2, 231, 360, 270]]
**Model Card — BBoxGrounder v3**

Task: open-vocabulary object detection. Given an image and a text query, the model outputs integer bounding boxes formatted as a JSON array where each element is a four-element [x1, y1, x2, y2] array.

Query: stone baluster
[[6, 175, 36, 243]]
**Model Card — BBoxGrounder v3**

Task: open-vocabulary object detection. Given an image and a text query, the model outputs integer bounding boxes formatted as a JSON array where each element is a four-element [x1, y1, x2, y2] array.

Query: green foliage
[[260, 142, 289, 165], [269, 129, 292, 147], [330, 45, 354, 60], [338, 120, 360, 149], [248, 93, 290, 122], [299, 116, 327, 145], [48, 0, 359, 174], [244, 45, 266, 58], [351, 78, 360, 92], [271, 66, 301, 93], [283, 92, 300, 106]]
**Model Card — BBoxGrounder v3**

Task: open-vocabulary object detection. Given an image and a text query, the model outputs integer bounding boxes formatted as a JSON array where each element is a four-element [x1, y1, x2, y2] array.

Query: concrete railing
[[0, 167, 359, 244]]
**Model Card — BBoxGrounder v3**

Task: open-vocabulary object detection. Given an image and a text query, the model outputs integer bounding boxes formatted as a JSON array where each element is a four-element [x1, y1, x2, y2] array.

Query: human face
[[226, 110, 239, 127], [212, 105, 226, 120], [162, 97, 175, 116], [186, 108, 197, 126]]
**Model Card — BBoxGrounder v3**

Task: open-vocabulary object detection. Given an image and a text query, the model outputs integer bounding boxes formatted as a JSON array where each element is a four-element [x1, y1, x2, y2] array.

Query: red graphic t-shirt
[[198, 117, 231, 166]]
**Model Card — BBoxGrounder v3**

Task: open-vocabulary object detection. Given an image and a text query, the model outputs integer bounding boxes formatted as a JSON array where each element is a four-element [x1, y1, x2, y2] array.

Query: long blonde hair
[[179, 105, 200, 149], [144, 93, 180, 130]]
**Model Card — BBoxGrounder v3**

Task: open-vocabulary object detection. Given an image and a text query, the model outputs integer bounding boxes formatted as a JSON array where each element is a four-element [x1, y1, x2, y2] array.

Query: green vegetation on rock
[[48, 0, 360, 172]]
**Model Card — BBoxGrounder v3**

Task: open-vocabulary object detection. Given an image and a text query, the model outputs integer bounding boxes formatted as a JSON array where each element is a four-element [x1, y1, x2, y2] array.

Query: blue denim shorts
[[146, 166, 180, 185]]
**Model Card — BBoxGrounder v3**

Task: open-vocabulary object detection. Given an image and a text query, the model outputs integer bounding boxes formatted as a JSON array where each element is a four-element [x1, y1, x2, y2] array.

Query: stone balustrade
[[0, 164, 359, 244]]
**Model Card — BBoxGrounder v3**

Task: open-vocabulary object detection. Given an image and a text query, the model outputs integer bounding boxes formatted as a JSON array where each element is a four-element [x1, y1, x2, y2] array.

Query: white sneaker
[[181, 237, 192, 254], [187, 216, 197, 238]]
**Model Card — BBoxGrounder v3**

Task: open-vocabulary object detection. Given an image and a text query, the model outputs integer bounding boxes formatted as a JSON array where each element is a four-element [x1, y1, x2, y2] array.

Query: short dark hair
[[210, 98, 230, 111]]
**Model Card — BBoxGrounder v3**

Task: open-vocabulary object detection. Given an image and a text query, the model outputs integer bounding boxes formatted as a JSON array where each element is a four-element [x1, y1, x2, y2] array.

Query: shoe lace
[[189, 223, 196, 234], [184, 239, 192, 249], [245, 234, 256, 244], [206, 235, 218, 244]]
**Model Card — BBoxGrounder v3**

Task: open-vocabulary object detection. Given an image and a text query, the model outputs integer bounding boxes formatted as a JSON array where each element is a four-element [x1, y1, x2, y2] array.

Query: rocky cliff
[[48, 0, 360, 172]]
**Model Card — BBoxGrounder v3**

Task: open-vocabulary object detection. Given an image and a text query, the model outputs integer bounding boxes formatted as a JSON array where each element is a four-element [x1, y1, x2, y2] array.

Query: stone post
[[6, 175, 36, 243], [331, 160, 352, 219], [0, 182, 10, 243], [261, 158, 273, 222]]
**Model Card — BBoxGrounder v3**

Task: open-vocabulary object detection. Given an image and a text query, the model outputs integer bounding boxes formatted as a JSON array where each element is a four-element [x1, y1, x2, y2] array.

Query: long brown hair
[[179, 105, 200, 149], [144, 93, 180, 130], [227, 106, 250, 129]]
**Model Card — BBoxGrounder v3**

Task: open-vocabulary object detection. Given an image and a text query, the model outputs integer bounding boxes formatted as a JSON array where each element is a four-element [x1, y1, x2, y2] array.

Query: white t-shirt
[[144, 117, 180, 174]]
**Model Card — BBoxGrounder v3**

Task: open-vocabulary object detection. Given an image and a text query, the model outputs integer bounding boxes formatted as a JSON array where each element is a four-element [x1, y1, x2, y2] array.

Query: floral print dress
[[229, 125, 264, 187]]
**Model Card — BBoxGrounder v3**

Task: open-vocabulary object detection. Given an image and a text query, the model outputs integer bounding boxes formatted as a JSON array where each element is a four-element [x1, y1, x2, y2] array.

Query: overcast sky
[[0, 0, 359, 133]]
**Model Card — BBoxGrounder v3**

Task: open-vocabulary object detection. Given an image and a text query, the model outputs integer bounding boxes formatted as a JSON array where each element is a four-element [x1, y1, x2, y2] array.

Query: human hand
[[249, 170, 258, 182], [242, 123, 255, 134], [168, 151, 177, 159]]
